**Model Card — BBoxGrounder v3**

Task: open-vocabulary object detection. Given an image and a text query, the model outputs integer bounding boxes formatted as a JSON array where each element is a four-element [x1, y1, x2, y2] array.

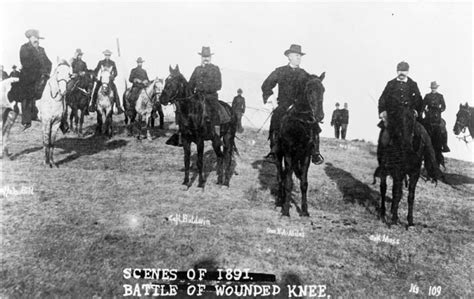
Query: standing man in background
[[9, 65, 20, 78], [422, 81, 450, 152], [331, 102, 342, 138], [340, 102, 349, 140], [232, 88, 246, 133]]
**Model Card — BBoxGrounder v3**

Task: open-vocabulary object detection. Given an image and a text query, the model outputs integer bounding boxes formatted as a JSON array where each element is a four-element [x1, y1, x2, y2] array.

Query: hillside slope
[[1, 116, 473, 298]]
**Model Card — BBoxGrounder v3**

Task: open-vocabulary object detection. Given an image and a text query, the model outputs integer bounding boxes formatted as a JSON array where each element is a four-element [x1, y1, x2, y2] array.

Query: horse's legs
[[275, 154, 284, 207], [106, 111, 113, 138], [69, 107, 75, 132], [96, 110, 102, 135], [380, 176, 388, 222], [300, 157, 310, 217], [407, 172, 420, 227], [2, 109, 18, 158], [182, 138, 191, 186], [73, 108, 79, 134], [49, 120, 61, 167], [282, 156, 293, 217], [42, 120, 52, 167], [390, 175, 403, 225], [79, 109, 85, 136], [157, 105, 164, 129], [197, 139, 205, 188], [213, 136, 224, 185], [146, 116, 153, 141], [222, 133, 234, 186]]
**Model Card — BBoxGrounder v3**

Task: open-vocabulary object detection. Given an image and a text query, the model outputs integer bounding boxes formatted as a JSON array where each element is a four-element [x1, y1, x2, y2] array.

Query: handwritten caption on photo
[[123, 268, 328, 297]]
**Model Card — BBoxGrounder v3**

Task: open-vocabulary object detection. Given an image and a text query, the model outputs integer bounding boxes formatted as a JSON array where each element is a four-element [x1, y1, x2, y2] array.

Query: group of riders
[[4, 29, 451, 174]]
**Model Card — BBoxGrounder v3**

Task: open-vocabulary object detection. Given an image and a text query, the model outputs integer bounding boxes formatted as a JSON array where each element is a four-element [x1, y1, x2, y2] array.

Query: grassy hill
[[1, 115, 473, 298]]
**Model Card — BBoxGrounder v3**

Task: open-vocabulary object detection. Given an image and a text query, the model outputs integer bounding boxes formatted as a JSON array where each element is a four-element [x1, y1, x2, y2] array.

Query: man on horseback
[[89, 49, 123, 114], [377, 61, 440, 177], [128, 57, 149, 104], [9, 65, 20, 79], [67, 48, 90, 114], [14, 29, 52, 130], [189, 46, 231, 137], [261, 44, 324, 165], [422, 81, 450, 152]]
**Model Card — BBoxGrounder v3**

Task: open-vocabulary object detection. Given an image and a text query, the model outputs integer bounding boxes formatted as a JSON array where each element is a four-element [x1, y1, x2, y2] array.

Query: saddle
[[197, 93, 231, 125]]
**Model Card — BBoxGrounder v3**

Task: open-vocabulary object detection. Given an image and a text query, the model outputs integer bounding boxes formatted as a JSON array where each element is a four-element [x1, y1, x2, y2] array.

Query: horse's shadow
[[54, 136, 128, 165], [251, 159, 279, 196], [442, 172, 474, 186], [187, 149, 236, 188], [324, 162, 382, 215]]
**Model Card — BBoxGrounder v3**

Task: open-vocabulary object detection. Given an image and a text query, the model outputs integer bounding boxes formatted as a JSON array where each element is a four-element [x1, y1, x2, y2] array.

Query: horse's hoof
[[281, 211, 290, 217], [301, 211, 310, 217], [198, 182, 205, 188]]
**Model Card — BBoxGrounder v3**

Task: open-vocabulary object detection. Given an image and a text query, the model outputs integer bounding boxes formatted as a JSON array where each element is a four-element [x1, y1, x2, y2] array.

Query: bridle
[[455, 107, 472, 142], [49, 67, 69, 99]]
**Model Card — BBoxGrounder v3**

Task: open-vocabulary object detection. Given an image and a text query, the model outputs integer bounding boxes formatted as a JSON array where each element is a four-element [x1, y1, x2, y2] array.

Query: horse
[[276, 73, 325, 217], [453, 102, 473, 140], [159, 65, 237, 187], [134, 78, 164, 140], [95, 66, 114, 137], [374, 106, 441, 227], [1, 77, 20, 158], [66, 70, 95, 136], [2, 62, 71, 166], [422, 106, 445, 168]]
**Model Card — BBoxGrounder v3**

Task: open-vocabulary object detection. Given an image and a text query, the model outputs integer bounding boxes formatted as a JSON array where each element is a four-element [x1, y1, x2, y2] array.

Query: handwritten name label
[[0, 186, 34, 198], [168, 214, 211, 226], [267, 227, 305, 238], [369, 234, 399, 245]]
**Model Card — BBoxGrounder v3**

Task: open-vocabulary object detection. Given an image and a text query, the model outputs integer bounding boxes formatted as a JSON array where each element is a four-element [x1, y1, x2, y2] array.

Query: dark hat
[[198, 46, 214, 57], [284, 44, 305, 56], [58, 59, 70, 67], [397, 61, 409, 71], [136, 57, 145, 63], [12, 65, 17, 69], [237, 88, 243, 94], [103, 49, 112, 56], [25, 29, 44, 39], [75, 48, 84, 55], [430, 81, 440, 89], [335, 102, 340, 106]]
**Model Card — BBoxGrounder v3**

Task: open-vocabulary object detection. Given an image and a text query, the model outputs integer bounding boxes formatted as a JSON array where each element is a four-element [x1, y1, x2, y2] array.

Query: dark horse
[[66, 70, 95, 136], [422, 106, 445, 168], [276, 73, 325, 217], [453, 102, 473, 140], [159, 65, 237, 187], [374, 106, 441, 227]]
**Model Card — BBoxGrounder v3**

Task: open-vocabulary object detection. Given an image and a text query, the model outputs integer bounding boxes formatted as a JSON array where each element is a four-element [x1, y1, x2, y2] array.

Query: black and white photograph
[[0, 0, 472, 297]]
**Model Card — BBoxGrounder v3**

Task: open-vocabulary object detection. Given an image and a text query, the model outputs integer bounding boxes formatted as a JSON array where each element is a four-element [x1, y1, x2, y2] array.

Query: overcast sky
[[0, 1, 472, 161]]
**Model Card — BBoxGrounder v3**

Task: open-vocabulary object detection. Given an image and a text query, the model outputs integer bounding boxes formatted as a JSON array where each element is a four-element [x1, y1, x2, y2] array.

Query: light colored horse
[[135, 78, 163, 140], [96, 66, 114, 137], [37, 63, 71, 167], [1, 77, 20, 157], [2, 62, 71, 167]]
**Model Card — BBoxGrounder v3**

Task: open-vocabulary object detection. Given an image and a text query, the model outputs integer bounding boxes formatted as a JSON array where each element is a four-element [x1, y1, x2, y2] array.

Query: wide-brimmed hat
[[25, 29, 44, 39], [284, 44, 305, 56], [12, 65, 17, 69], [397, 61, 409, 71], [237, 88, 243, 94], [430, 81, 440, 89], [198, 46, 214, 57], [335, 102, 340, 107], [75, 48, 84, 55], [136, 57, 145, 63], [103, 49, 112, 56]]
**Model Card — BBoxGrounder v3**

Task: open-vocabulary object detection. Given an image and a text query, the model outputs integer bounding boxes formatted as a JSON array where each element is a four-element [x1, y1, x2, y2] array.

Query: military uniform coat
[[378, 77, 423, 116], [261, 65, 309, 107], [129, 66, 149, 85], [423, 92, 446, 113], [71, 58, 88, 74], [232, 95, 246, 114], [94, 59, 118, 80], [340, 108, 349, 124]]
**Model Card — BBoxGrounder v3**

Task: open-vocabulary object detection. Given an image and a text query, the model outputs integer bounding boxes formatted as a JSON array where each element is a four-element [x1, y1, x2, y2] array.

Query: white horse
[[2, 62, 71, 167], [96, 66, 114, 137], [1, 77, 20, 157], [135, 78, 163, 140]]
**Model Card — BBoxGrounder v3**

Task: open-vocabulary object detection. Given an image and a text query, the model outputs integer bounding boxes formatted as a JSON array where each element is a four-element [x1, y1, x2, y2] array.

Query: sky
[[0, 1, 472, 161]]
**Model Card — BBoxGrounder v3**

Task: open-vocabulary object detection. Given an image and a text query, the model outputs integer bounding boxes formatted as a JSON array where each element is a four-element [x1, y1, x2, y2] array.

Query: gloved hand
[[379, 111, 387, 120]]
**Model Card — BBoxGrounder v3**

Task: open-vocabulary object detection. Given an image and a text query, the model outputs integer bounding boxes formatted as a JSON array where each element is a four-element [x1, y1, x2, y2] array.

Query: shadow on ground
[[324, 162, 381, 215]]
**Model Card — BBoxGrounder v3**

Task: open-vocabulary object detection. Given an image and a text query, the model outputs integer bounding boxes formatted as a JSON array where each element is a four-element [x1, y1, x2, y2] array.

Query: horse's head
[[53, 61, 71, 96], [160, 65, 187, 105], [301, 72, 325, 121], [454, 102, 472, 135]]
